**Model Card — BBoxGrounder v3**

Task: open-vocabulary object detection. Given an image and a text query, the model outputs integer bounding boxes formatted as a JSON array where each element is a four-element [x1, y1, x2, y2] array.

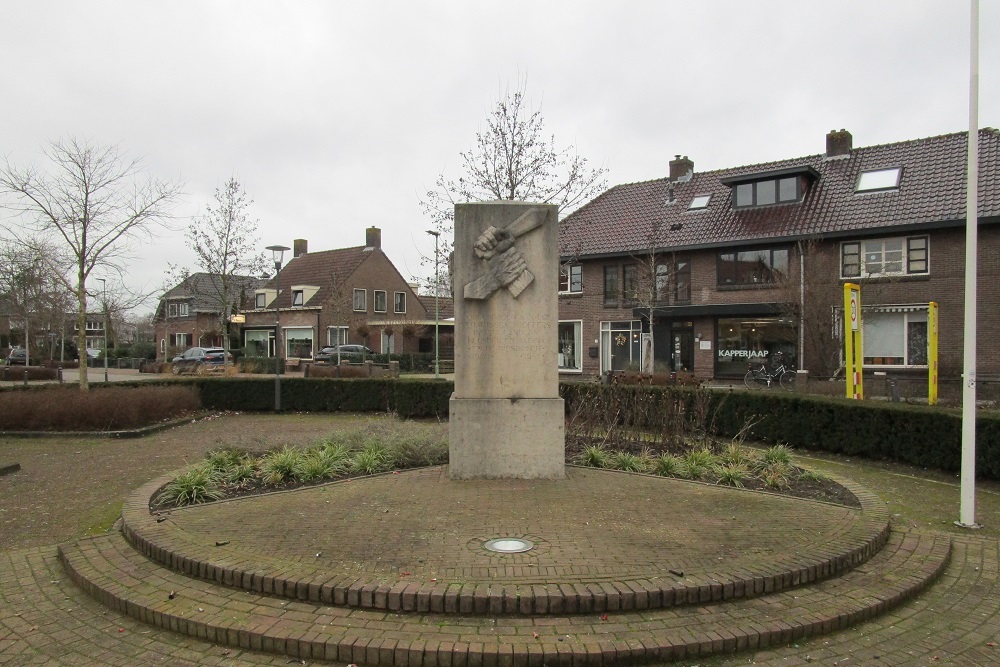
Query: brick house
[[240, 228, 449, 362], [557, 128, 1000, 387], [154, 273, 261, 361]]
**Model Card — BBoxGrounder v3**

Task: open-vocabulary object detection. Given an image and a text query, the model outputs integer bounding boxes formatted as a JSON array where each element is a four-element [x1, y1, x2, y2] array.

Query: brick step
[[59, 528, 950, 666], [119, 468, 892, 616]]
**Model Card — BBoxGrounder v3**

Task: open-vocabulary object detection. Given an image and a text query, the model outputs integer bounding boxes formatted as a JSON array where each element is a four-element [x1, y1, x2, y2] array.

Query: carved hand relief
[[463, 208, 550, 300]]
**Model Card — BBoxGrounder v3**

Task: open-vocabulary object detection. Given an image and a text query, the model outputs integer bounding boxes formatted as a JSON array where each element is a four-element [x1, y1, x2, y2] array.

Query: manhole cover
[[483, 538, 534, 554]]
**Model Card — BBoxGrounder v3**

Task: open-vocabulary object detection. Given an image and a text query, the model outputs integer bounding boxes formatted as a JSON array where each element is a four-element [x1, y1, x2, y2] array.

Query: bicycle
[[744, 351, 796, 391]]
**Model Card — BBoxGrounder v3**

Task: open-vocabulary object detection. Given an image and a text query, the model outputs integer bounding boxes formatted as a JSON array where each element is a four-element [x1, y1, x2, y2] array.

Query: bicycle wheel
[[779, 369, 796, 391], [744, 369, 764, 390]]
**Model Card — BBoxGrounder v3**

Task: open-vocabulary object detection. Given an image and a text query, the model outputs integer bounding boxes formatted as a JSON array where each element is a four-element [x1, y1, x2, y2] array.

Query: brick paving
[[121, 467, 890, 616], [1, 455, 998, 664]]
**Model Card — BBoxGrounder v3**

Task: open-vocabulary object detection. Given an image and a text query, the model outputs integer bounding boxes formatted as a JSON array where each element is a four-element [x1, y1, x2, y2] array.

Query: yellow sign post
[[844, 283, 863, 399], [928, 301, 938, 406]]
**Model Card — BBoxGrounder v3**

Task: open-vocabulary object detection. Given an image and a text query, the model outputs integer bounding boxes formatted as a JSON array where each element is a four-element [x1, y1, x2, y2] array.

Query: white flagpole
[[958, 0, 980, 529]]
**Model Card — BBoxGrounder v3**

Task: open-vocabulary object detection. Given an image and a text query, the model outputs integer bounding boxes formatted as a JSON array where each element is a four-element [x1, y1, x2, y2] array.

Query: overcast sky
[[1, 1, 997, 313]]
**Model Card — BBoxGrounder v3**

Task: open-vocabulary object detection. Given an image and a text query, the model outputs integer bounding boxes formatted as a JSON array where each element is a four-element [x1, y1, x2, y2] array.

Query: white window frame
[[834, 305, 929, 369], [840, 235, 929, 279], [688, 194, 711, 210], [284, 326, 315, 360], [558, 320, 583, 373], [373, 290, 387, 313], [381, 330, 395, 353], [353, 288, 367, 312], [856, 167, 901, 192], [255, 293, 267, 309], [559, 264, 583, 294], [393, 291, 406, 314], [328, 326, 349, 346]]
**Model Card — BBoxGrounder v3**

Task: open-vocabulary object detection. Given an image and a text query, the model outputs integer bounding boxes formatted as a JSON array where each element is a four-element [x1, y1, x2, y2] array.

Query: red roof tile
[[561, 129, 1000, 257]]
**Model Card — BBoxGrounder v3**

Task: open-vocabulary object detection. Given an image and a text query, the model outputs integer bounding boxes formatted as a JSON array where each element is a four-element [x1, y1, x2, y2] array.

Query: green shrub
[[654, 453, 683, 477], [715, 462, 750, 488], [155, 464, 224, 507], [295, 449, 347, 482], [260, 446, 305, 485], [577, 445, 611, 468], [610, 451, 648, 473], [762, 444, 792, 466], [351, 444, 390, 475]]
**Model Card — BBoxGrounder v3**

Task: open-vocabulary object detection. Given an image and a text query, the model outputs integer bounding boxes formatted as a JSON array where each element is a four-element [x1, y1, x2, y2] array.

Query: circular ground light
[[483, 538, 534, 554]]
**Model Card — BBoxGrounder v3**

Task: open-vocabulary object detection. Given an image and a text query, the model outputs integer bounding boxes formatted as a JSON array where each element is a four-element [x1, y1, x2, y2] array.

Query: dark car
[[314, 344, 375, 364], [3, 348, 30, 365], [171, 347, 232, 374]]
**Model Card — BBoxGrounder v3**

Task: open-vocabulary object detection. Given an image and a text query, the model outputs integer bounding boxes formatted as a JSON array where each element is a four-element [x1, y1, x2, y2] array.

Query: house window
[[558, 321, 583, 371], [655, 264, 670, 304], [160, 339, 165, 353], [171, 333, 191, 348], [688, 195, 711, 210], [381, 331, 395, 353], [255, 293, 267, 309], [733, 177, 801, 208], [353, 289, 367, 312], [856, 167, 901, 192], [292, 290, 304, 306], [603, 266, 618, 307], [675, 259, 691, 303], [718, 247, 789, 285], [394, 292, 406, 314], [559, 264, 583, 293], [374, 290, 387, 313], [841, 236, 929, 278], [285, 327, 314, 359], [622, 264, 639, 305], [862, 308, 928, 366], [167, 303, 189, 318], [328, 326, 348, 346]]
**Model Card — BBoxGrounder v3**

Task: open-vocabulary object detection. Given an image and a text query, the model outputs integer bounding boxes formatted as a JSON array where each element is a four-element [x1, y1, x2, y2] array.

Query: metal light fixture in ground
[[483, 538, 534, 554]]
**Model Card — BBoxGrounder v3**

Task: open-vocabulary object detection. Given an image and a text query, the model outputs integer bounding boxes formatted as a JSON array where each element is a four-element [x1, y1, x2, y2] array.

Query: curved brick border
[[58, 528, 951, 666], [119, 466, 890, 616]]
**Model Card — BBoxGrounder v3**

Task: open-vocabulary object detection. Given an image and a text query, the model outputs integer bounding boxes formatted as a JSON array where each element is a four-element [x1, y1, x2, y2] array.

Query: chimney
[[669, 155, 694, 182], [826, 129, 852, 157], [365, 226, 381, 250], [293, 239, 308, 257]]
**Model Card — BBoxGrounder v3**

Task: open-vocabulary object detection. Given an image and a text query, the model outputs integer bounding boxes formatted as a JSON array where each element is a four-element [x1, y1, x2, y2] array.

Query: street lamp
[[266, 244, 290, 411], [98, 278, 108, 383], [426, 230, 441, 379]]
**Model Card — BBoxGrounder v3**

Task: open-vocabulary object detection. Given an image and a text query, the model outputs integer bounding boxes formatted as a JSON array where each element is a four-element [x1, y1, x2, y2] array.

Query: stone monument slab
[[449, 201, 565, 479]]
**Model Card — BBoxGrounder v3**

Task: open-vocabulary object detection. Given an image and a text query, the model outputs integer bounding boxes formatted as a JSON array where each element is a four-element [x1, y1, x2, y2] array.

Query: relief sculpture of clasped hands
[[463, 207, 549, 301]]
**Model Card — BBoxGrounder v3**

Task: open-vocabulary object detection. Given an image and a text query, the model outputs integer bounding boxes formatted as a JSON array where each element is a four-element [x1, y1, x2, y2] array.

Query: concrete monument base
[[449, 397, 565, 479]]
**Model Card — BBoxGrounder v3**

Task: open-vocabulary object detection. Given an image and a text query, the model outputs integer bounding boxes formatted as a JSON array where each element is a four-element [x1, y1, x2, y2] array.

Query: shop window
[[353, 288, 367, 312], [718, 247, 789, 285], [862, 309, 928, 366], [603, 266, 618, 307], [244, 330, 272, 357], [394, 292, 406, 313], [558, 321, 582, 371], [715, 317, 797, 377], [841, 236, 928, 278], [285, 327, 314, 359], [559, 264, 582, 293]]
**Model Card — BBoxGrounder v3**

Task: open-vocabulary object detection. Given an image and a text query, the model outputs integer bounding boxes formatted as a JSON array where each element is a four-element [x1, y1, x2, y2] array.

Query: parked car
[[170, 347, 232, 374], [314, 344, 375, 364], [3, 348, 30, 365]]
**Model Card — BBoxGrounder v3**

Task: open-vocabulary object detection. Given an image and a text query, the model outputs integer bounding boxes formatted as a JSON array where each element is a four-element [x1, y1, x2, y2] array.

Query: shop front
[[715, 316, 797, 377]]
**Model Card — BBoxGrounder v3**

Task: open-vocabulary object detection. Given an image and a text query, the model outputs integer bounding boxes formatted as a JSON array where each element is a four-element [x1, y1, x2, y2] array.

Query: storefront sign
[[717, 349, 769, 360]]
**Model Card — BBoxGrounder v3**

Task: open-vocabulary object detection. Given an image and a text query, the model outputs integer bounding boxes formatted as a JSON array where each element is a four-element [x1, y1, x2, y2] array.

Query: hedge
[[559, 383, 1000, 480]]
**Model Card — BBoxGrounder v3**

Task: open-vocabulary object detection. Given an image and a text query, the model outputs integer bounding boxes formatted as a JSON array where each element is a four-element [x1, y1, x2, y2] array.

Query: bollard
[[889, 377, 900, 403], [24, 370, 29, 386], [58, 365, 63, 383]]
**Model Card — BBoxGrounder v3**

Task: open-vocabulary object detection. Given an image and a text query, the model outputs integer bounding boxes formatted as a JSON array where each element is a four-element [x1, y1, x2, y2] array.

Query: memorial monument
[[449, 201, 565, 479]]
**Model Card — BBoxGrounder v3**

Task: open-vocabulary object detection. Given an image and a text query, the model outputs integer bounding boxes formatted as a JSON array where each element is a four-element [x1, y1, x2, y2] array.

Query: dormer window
[[856, 167, 901, 193], [292, 290, 304, 306], [688, 195, 711, 210], [722, 166, 818, 209], [255, 293, 266, 309]]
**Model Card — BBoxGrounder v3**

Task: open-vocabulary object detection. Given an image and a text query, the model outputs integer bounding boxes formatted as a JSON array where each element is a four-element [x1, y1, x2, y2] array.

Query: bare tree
[[421, 80, 607, 285], [0, 138, 182, 388], [172, 178, 266, 370], [0, 241, 71, 361]]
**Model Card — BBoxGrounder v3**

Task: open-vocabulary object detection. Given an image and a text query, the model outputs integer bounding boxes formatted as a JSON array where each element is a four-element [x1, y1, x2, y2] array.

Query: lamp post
[[266, 245, 290, 411], [98, 278, 108, 383], [426, 230, 440, 379]]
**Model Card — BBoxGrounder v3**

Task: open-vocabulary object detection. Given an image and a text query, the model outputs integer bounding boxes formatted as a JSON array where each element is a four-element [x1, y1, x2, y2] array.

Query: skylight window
[[688, 195, 711, 210], [856, 167, 901, 192]]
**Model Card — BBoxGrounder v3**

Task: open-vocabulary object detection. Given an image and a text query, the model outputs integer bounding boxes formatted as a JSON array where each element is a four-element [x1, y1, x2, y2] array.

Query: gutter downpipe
[[798, 240, 805, 370]]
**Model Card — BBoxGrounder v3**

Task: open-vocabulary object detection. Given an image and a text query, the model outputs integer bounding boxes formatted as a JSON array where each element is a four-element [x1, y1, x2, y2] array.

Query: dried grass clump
[[0, 385, 201, 431]]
